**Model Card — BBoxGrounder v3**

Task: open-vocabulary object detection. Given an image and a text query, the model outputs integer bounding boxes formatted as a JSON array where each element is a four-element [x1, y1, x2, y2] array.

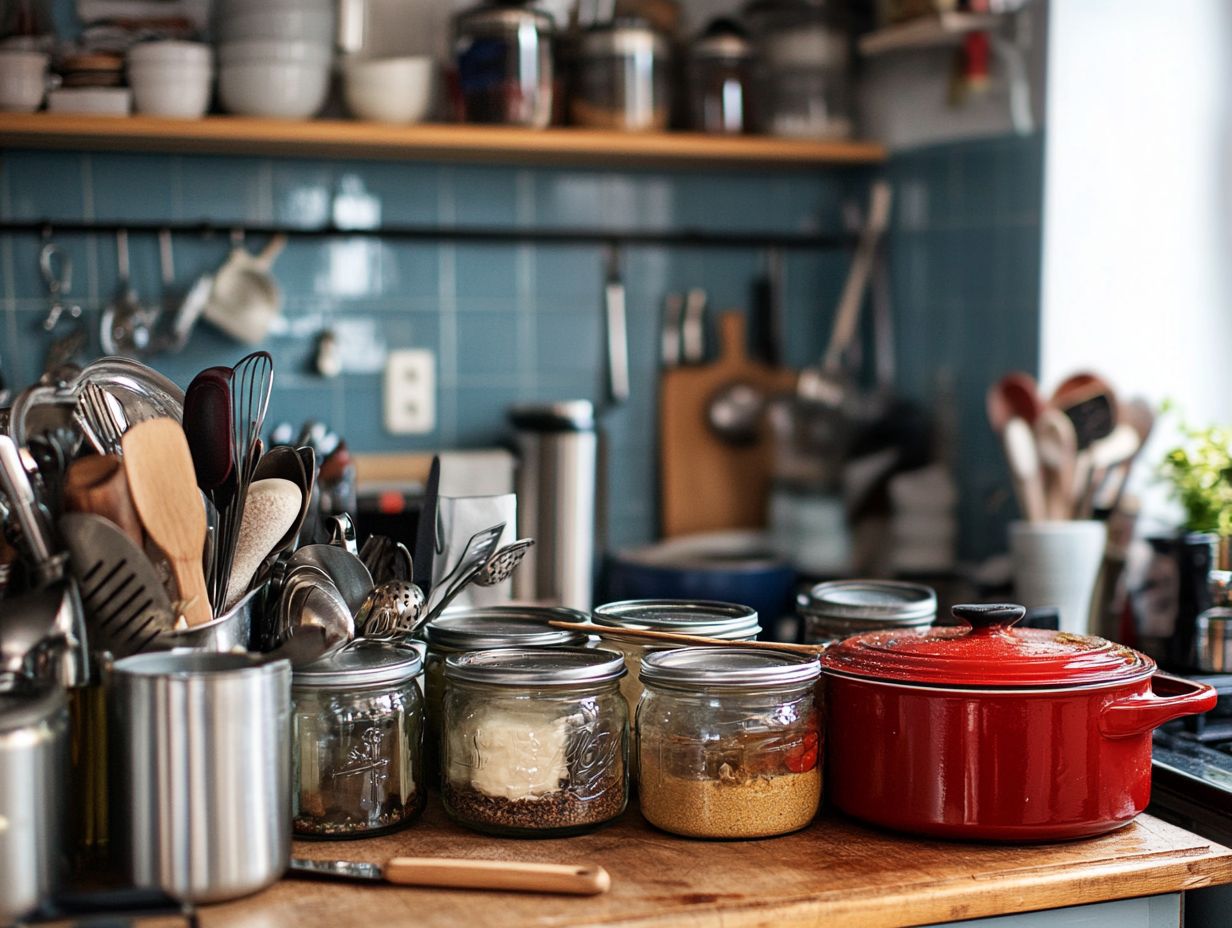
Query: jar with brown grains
[[637, 647, 821, 839], [441, 647, 628, 837]]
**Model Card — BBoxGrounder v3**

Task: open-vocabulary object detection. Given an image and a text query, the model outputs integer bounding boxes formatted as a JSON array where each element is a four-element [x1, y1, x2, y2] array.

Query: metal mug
[[0, 684, 67, 924], [109, 652, 291, 903]]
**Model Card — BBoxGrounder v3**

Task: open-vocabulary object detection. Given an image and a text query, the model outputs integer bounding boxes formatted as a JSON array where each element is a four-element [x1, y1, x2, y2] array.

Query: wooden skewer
[[547, 620, 827, 657]]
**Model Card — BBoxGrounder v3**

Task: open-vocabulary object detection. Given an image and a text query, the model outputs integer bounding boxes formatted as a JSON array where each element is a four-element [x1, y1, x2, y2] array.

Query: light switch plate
[[383, 349, 435, 435]]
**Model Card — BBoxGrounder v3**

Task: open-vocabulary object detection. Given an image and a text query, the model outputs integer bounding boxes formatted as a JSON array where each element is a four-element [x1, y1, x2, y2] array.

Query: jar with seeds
[[292, 640, 425, 838], [441, 647, 628, 837]]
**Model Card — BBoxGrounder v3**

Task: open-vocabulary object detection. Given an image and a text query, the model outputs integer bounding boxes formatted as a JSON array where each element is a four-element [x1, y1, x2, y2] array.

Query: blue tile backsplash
[[0, 133, 1041, 559]]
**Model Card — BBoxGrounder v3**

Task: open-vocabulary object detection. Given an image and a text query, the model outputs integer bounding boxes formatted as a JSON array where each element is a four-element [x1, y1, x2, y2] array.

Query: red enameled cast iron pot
[[820, 603, 1217, 841]]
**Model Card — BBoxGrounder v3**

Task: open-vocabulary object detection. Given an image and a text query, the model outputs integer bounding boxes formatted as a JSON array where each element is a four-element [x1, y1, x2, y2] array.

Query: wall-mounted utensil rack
[[0, 220, 853, 252]]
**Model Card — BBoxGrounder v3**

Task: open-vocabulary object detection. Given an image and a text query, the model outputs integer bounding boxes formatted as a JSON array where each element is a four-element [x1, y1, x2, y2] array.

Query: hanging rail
[[0, 220, 852, 251]]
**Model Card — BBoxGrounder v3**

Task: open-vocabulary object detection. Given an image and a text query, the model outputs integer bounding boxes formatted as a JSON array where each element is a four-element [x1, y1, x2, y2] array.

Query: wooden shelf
[[859, 11, 1002, 56], [0, 113, 885, 169]]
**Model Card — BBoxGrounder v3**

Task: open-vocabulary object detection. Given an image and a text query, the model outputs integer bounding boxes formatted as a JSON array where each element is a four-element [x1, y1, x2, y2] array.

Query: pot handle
[[1099, 673, 1217, 740]]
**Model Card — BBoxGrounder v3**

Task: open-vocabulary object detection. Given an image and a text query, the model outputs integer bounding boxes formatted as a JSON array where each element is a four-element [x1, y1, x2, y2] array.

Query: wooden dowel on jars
[[546, 621, 826, 657]]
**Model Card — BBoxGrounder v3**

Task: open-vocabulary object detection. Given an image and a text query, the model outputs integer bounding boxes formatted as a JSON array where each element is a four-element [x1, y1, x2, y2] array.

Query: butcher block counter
[[197, 801, 1232, 928]]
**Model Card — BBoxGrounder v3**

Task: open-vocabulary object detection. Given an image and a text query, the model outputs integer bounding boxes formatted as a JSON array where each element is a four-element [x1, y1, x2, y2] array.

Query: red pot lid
[[821, 603, 1154, 689]]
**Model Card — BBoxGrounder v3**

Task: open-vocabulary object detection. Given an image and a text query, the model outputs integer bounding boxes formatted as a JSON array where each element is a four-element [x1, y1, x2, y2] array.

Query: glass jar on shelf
[[441, 647, 628, 837], [292, 640, 425, 838], [637, 647, 822, 838]]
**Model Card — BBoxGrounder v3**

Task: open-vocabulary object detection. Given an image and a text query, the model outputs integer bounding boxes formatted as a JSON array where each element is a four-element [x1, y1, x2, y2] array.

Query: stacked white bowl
[[216, 0, 335, 119], [127, 41, 213, 118], [342, 56, 435, 124]]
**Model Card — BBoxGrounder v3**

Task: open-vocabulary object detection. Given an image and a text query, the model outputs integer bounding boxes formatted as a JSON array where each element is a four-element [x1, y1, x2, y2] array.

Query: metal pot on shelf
[[453, 0, 555, 128]]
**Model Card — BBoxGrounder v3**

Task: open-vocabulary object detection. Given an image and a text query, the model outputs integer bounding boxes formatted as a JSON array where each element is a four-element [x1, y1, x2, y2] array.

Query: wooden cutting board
[[660, 311, 797, 538]]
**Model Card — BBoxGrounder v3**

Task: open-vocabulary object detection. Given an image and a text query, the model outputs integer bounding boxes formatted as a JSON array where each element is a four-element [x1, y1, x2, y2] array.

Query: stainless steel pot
[[571, 18, 671, 131], [110, 652, 291, 904], [454, 1, 554, 127], [0, 684, 67, 924]]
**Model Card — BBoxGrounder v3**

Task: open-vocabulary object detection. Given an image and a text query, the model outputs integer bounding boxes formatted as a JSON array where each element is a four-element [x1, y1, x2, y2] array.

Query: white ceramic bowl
[[219, 61, 329, 119], [0, 50, 50, 112], [218, 39, 332, 68], [46, 87, 132, 115], [342, 56, 434, 124], [127, 40, 211, 69], [218, 8, 335, 45], [129, 64, 213, 118]]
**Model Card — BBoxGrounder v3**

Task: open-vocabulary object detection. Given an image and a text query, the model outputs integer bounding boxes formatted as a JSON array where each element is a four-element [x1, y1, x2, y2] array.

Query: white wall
[[1040, 0, 1232, 519]]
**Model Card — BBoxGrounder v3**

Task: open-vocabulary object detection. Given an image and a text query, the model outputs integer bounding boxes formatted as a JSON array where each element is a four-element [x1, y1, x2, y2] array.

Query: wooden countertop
[[200, 801, 1232, 928]]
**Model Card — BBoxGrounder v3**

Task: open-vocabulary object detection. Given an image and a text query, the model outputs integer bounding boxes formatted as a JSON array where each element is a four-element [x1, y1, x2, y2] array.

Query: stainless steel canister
[[1194, 607, 1232, 672], [797, 579, 936, 645], [454, 1, 555, 127], [0, 684, 67, 924], [110, 652, 291, 903], [509, 401, 597, 611], [571, 18, 672, 131]]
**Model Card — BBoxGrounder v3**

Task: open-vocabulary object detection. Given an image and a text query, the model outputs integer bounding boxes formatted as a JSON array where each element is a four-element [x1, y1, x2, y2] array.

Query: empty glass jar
[[442, 647, 628, 836], [798, 579, 936, 645], [292, 641, 425, 838], [637, 647, 821, 838]]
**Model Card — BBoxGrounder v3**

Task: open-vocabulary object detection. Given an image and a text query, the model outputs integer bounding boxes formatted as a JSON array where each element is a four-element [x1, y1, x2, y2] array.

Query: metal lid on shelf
[[454, 1, 554, 36], [641, 646, 819, 691], [293, 639, 423, 689], [592, 599, 761, 640], [578, 18, 671, 59], [798, 579, 937, 623], [425, 606, 591, 652], [445, 646, 626, 687]]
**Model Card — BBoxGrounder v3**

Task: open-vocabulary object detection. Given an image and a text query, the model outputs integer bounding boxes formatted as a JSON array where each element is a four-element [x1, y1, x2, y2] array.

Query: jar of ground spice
[[421, 606, 592, 780], [442, 647, 628, 837], [292, 640, 426, 838], [637, 647, 821, 839]]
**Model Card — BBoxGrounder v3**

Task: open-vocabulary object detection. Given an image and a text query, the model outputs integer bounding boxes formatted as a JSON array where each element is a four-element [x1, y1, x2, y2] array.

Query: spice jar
[[591, 599, 761, 715], [637, 647, 821, 839], [421, 605, 591, 777], [798, 579, 936, 645], [442, 647, 628, 836], [292, 641, 426, 838]]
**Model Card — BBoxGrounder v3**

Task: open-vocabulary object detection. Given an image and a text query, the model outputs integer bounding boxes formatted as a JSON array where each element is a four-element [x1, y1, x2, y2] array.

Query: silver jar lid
[[640, 647, 819, 691], [425, 606, 591, 651], [293, 640, 423, 689], [578, 19, 670, 59], [445, 647, 625, 687], [454, 2, 554, 37], [797, 580, 937, 622], [0, 683, 67, 732], [692, 19, 753, 60], [593, 599, 761, 639]]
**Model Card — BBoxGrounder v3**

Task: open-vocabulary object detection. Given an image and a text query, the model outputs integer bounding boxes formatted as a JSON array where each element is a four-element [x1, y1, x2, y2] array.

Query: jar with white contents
[[441, 648, 628, 837]]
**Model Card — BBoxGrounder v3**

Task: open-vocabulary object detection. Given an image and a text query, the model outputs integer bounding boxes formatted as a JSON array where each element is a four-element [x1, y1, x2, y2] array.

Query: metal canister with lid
[[571, 18, 672, 131], [591, 599, 762, 713], [453, 1, 555, 128], [0, 683, 66, 924], [637, 648, 821, 838], [798, 580, 936, 645], [421, 605, 591, 776], [441, 648, 628, 836], [687, 18, 753, 134], [292, 641, 425, 838]]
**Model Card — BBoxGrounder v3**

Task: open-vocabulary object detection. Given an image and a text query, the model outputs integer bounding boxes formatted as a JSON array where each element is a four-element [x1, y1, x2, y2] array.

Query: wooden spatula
[[122, 417, 212, 628]]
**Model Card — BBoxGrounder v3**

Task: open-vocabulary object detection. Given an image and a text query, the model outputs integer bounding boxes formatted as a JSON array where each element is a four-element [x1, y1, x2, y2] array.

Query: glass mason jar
[[637, 647, 822, 839], [292, 641, 426, 838], [441, 647, 628, 837], [798, 579, 936, 645], [421, 606, 591, 779], [591, 600, 761, 716]]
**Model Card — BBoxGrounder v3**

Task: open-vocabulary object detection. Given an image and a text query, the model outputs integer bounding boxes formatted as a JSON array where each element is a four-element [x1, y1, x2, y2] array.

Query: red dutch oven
[[821, 602, 1217, 841]]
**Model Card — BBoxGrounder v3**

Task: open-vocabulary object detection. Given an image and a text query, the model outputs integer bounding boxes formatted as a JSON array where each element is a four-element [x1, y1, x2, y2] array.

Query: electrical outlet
[[383, 349, 435, 435]]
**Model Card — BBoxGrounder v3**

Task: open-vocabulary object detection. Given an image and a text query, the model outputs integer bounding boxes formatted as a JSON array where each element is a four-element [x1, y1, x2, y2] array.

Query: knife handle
[[383, 858, 611, 896]]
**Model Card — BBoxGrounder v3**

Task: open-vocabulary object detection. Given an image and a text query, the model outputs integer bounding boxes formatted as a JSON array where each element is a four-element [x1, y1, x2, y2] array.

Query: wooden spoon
[[986, 372, 1043, 432], [63, 453, 144, 548], [1051, 371, 1117, 450], [122, 417, 212, 628], [1033, 408, 1077, 520], [548, 620, 827, 657], [1002, 417, 1047, 522]]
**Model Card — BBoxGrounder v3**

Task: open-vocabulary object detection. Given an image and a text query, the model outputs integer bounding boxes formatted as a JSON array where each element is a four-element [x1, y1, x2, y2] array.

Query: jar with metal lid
[[638, 648, 821, 838], [592, 599, 761, 714], [798, 579, 936, 645], [0, 683, 66, 924], [442, 647, 628, 836], [571, 18, 671, 131], [292, 640, 425, 838], [421, 605, 591, 777], [454, 1, 554, 128], [687, 18, 753, 134]]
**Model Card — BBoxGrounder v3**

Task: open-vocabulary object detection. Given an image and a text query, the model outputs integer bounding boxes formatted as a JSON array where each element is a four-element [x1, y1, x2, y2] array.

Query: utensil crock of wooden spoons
[[64, 453, 144, 548], [122, 418, 213, 628]]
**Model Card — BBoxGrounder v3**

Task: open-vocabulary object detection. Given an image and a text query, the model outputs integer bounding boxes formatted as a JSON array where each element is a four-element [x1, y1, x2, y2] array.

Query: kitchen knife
[[289, 857, 611, 896]]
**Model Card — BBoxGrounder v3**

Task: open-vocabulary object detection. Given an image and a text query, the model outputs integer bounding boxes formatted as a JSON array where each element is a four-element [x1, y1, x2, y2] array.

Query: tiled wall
[[0, 150, 865, 549]]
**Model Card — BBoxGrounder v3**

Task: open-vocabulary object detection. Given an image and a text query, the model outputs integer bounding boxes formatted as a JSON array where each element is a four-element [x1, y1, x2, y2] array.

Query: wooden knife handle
[[64, 454, 144, 548], [382, 858, 610, 896]]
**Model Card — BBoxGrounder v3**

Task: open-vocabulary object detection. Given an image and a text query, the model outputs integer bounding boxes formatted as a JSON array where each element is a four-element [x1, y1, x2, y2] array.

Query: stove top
[[1151, 672, 1232, 845]]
